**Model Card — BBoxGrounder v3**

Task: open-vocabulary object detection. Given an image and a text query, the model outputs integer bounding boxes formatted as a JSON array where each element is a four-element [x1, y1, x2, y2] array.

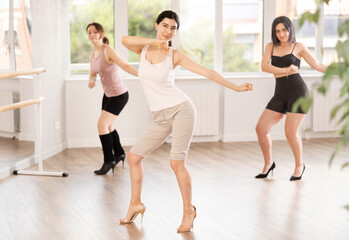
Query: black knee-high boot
[[111, 129, 125, 166], [94, 133, 116, 175]]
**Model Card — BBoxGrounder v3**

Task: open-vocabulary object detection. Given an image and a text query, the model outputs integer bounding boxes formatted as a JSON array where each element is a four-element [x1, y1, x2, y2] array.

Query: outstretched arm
[[299, 42, 327, 73], [173, 50, 253, 92], [121, 36, 168, 56], [105, 45, 138, 77]]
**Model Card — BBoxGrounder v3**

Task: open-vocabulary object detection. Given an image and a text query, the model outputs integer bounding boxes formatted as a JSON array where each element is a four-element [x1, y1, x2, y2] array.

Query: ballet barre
[[0, 68, 46, 79], [0, 68, 68, 177], [0, 97, 45, 113]]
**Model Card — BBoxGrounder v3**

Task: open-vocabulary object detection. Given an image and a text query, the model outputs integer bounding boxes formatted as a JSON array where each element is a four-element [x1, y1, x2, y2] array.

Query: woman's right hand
[[155, 39, 170, 54], [237, 83, 253, 92]]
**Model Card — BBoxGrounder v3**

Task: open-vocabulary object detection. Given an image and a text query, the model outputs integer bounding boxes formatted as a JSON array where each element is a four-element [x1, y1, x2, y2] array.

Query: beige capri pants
[[130, 100, 196, 161]]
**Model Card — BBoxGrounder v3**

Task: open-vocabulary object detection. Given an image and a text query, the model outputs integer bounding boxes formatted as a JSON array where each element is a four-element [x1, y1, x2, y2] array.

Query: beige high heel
[[177, 205, 197, 233], [120, 203, 146, 224]]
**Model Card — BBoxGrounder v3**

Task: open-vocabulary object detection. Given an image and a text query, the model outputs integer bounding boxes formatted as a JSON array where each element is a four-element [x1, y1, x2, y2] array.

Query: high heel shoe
[[115, 154, 125, 166], [120, 203, 146, 224], [177, 205, 197, 233], [290, 164, 305, 181], [255, 162, 276, 178], [94, 161, 116, 175]]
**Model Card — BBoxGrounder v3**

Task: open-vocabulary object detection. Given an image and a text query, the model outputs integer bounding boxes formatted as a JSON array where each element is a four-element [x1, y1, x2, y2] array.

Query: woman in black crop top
[[255, 16, 327, 181]]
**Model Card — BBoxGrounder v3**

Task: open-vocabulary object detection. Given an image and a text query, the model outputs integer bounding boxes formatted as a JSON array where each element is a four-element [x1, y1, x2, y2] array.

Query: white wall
[[24, 0, 70, 158], [65, 74, 332, 148]]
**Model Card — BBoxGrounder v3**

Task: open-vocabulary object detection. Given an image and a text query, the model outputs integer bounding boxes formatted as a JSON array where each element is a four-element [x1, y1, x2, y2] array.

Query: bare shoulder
[[172, 49, 185, 64], [266, 42, 273, 50], [266, 42, 273, 48], [295, 42, 307, 51], [104, 44, 115, 53], [295, 42, 308, 57]]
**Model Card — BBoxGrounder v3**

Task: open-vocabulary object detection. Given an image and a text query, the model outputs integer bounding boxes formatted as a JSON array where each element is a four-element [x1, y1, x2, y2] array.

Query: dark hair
[[156, 10, 180, 47], [86, 22, 109, 45], [271, 16, 296, 45], [156, 10, 180, 29]]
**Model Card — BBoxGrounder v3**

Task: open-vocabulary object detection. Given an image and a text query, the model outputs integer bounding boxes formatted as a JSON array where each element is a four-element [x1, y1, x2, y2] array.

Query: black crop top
[[271, 43, 301, 68]]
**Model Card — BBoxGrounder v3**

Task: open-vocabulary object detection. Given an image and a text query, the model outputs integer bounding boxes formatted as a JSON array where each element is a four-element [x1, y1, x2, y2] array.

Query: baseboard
[[18, 133, 35, 141], [222, 131, 340, 143], [165, 135, 220, 143], [0, 155, 35, 180], [67, 138, 137, 148], [0, 131, 19, 139], [222, 133, 287, 142], [0, 141, 68, 181]]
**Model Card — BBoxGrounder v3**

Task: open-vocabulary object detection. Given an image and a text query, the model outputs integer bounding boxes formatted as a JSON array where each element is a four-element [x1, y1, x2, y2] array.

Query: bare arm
[[121, 36, 168, 56], [299, 42, 327, 73], [89, 52, 97, 89], [105, 45, 138, 77], [261, 42, 292, 74], [173, 50, 253, 92]]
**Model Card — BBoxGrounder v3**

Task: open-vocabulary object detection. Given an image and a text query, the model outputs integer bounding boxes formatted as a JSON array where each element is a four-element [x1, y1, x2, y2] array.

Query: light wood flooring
[[0, 138, 349, 240]]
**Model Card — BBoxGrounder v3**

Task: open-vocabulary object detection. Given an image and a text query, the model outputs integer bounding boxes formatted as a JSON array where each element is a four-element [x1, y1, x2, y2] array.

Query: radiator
[[0, 90, 15, 133], [186, 92, 219, 136], [313, 85, 342, 132]]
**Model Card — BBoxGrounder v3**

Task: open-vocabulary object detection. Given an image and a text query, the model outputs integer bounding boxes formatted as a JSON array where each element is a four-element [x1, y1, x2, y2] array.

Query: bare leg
[[98, 110, 117, 135], [255, 109, 284, 173], [170, 160, 196, 232], [120, 152, 145, 223], [285, 113, 306, 177]]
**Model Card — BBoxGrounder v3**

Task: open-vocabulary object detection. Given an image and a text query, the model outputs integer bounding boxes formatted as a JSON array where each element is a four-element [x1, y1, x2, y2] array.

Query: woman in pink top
[[120, 11, 253, 232], [86, 22, 138, 175]]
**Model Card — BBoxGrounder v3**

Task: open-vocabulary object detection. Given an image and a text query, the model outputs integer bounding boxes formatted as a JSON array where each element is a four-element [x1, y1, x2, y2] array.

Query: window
[[222, 0, 262, 72], [68, 0, 345, 75], [0, 0, 32, 71], [0, 0, 10, 70], [180, 0, 215, 69], [14, 0, 32, 71], [70, 0, 114, 73], [127, 0, 171, 64], [323, 0, 349, 65]]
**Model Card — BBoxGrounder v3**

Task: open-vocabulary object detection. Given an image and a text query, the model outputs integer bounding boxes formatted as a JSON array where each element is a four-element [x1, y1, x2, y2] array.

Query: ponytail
[[102, 36, 109, 45]]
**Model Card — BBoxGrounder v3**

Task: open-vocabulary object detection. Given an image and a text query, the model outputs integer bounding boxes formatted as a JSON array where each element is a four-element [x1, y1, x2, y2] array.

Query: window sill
[[66, 70, 324, 82]]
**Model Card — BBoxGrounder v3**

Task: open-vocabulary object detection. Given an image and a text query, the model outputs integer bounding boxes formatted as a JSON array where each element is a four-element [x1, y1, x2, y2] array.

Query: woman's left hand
[[237, 83, 253, 92]]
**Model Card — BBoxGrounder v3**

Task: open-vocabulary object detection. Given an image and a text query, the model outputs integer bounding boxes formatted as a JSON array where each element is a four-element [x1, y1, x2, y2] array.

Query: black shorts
[[102, 91, 129, 116], [266, 74, 309, 114]]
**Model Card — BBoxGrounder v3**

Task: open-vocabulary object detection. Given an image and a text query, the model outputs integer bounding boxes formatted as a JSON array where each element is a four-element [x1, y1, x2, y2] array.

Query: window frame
[[1, 0, 16, 72], [69, 0, 326, 76]]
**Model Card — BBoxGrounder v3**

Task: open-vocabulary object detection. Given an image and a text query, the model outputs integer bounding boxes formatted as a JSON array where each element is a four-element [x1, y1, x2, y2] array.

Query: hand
[[286, 64, 298, 74], [155, 39, 170, 54], [237, 83, 253, 92], [88, 80, 96, 89]]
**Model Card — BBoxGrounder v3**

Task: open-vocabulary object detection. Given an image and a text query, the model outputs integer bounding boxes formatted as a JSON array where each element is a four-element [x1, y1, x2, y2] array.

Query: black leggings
[[102, 91, 129, 116], [266, 74, 308, 114]]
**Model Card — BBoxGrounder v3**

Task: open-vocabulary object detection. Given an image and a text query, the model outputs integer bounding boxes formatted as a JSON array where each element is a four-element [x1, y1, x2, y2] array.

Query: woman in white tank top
[[120, 10, 253, 232]]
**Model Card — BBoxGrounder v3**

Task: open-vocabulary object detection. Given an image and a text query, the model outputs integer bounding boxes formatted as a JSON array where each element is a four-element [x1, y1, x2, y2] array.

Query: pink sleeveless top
[[91, 44, 127, 97]]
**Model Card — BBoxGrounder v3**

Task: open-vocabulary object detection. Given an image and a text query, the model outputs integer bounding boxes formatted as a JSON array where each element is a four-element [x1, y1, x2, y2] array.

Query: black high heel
[[94, 161, 116, 175], [290, 164, 305, 181], [115, 154, 125, 166], [255, 162, 276, 178]]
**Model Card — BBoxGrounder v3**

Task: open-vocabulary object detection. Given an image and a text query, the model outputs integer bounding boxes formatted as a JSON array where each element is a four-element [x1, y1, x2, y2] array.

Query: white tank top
[[138, 45, 188, 111]]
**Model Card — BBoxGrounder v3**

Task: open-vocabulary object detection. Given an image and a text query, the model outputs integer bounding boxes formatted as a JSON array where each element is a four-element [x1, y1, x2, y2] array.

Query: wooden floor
[[0, 137, 34, 173], [0, 138, 349, 240]]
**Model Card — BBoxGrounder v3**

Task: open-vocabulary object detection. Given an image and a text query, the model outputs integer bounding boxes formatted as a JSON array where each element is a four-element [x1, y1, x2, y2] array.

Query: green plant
[[293, 0, 349, 172]]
